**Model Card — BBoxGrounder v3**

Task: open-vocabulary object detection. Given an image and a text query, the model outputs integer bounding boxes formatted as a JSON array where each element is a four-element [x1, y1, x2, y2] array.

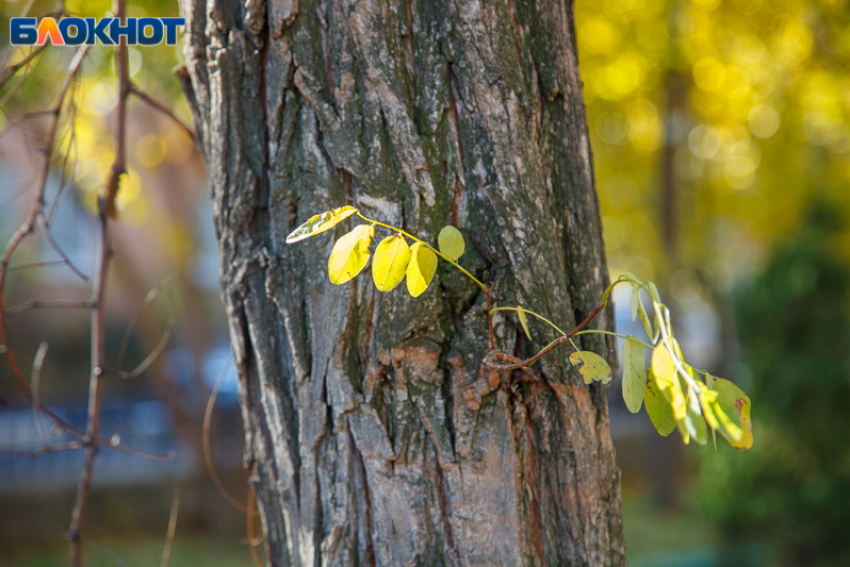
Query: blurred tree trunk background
[[177, 0, 625, 564]]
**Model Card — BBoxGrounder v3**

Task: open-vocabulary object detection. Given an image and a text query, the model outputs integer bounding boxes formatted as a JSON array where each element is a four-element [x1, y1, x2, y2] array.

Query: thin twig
[[204, 356, 247, 512], [0, 187, 28, 209], [486, 283, 495, 349], [483, 303, 605, 370], [0, 45, 88, 399], [128, 85, 197, 145], [37, 212, 89, 281], [7, 260, 68, 272], [5, 299, 92, 317], [246, 487, 263, 567], [19, 441, 84, 458], [0, 44, 49, 90], [117, 291, 176, 380], [115, 273, 178, 373], [30, 342, 49, 447], [160, 486, 181, 567], [68, 198, 111, 566], [68, 3, 129, 558], [84, 541, 127, 567]]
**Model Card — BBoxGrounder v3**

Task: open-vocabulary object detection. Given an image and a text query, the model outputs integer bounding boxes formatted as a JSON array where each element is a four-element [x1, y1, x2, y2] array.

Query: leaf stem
[[573, 330, 654, 349], [484, 303, 605, 370], [356, 212, 488, 292], [490, 306, 567, 336]]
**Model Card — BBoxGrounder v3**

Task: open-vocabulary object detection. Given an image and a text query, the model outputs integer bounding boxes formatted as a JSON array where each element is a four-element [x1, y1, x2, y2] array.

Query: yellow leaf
[[437, 226, 465, 261], [711, 378, 753, 449], [569, 351, 612, 384], [698, 387, 721, 431], [328, 225, 373, 285], [372, 234, 412, 292], [517, 305, 532, 340], [644, 371, 676, 436], [621, 339, 646, 413], [651, 343, 686, 420], [637, 300, 654, 340], [286, 206, 358, 243], [406, 243, 438, 297]]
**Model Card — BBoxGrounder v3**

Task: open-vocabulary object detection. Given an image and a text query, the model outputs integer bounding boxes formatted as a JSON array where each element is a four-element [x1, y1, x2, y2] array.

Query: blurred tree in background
[[697, 201, 850, 567]]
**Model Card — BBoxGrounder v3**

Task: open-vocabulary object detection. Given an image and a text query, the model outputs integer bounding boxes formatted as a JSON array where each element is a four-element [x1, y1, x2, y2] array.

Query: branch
[[0, 45, 89, 398], [115, 274, 178, 379], [37, 212, 89, 281], [203, 356, 247, 513], [483, 303, 605, 371], [30, 342, 49, 447], [160, 486, 181, 567], [5, 299, 92, 317], [128, 85, 197, 145], [68, 2, 128, 559], [0, 44, 48, 90]]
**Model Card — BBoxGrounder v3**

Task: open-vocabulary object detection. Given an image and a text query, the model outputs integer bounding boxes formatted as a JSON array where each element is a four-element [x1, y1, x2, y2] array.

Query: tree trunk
[[177, 0, 626, 564]]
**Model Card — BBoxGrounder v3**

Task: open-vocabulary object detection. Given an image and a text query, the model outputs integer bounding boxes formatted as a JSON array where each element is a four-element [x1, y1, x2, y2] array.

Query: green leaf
[[406, 243, 438, 297], [711, 378, 753, 449], [644, 370, 676, 436], [437, 225, 465, 261], [630, 288, 640, 321], [371, 234, 412, 291], [646, 281, 661, 303], [328, 224, 373, 285], [569, 351, 612, 384], [637, 300, 654, 340], [517, 305, 532, 340], [704, 370, 717, 390], [650, 343, 686, 420], [286, 206, 358, 243], [622, 339, 646, 413]]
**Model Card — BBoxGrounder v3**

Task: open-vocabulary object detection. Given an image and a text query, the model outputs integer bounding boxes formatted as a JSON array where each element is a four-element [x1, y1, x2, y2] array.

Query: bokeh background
[[2, 0, 849, 565]]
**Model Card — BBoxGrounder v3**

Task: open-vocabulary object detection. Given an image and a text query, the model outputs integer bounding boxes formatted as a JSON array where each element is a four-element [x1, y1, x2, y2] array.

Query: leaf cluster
[[616, 274, 752, 449], [287, 207, 753, 450], [286, 206, 474, 298]]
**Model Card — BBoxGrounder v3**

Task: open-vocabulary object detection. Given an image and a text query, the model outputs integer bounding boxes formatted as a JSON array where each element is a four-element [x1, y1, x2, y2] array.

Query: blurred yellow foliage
[[576, 0, 850, 287]]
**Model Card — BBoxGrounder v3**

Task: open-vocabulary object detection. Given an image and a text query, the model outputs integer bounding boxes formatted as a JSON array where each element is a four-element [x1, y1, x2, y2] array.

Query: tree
[[176, 0, 627, 564]]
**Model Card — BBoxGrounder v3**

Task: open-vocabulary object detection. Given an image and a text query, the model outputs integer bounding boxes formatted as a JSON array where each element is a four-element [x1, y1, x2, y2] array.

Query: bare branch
[[246, 488, 264, 567], [7, 260, 68, 272], [0, 44, 49, 90], [118, 300, 176, 380], [160, 486, 181, 567], [19, 441, 84, 458], [68, 0, 132, 559], [84, 540, 128, 567], [483, 303, 606, 371], [115, 273, 178, 373], [37, 212, 90, 281], [204, 356, 247, 513], [0, 45, 89, 398], [30, 342, 49, 447], [5, 299, 92, 317], [129, 85, 198, 145]]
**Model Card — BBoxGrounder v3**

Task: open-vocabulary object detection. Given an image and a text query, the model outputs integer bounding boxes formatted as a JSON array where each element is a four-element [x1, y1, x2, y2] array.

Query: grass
[[1, 536, 256, 567]]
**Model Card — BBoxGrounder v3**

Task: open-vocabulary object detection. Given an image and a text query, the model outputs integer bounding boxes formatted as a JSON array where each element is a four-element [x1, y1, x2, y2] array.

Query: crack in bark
[[348, 425, 377, 567]]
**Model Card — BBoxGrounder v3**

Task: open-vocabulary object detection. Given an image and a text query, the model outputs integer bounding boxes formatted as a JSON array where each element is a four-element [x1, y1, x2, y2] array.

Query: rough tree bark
[[177, 0, 626, 564]]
